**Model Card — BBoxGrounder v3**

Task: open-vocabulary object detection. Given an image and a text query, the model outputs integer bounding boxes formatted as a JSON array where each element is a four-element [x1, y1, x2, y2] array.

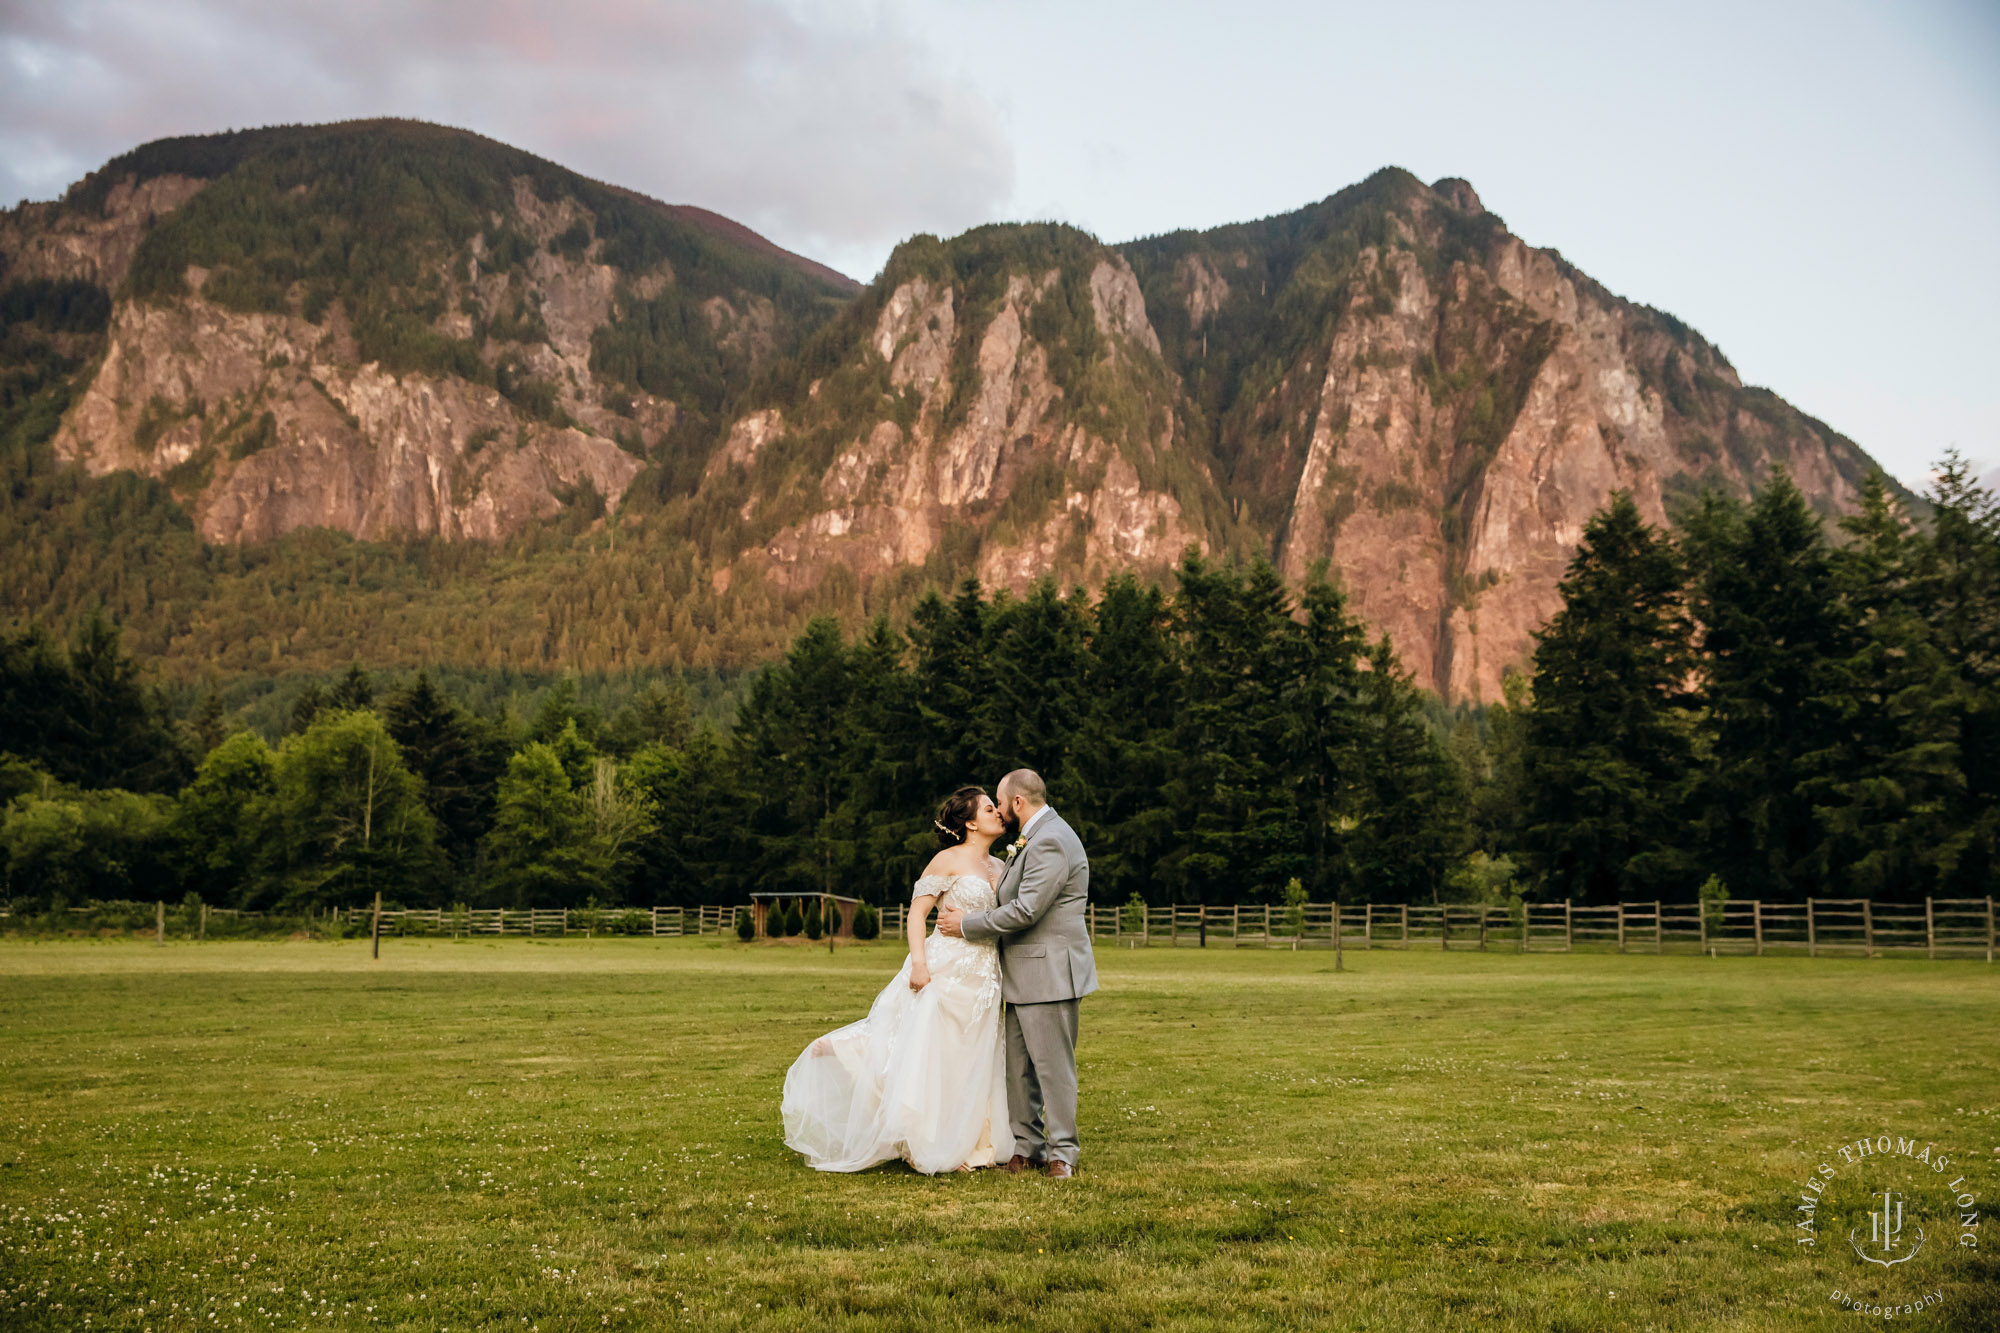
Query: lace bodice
[[913, 871, 1000, 912]]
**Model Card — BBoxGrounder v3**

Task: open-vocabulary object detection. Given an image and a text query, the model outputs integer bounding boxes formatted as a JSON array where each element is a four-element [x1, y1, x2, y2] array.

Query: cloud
[[0, 0, 1013, 279]]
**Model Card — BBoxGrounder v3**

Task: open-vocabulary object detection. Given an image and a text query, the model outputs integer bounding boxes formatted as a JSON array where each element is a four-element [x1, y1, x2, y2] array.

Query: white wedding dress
[[782, 872, 1014, 1173]]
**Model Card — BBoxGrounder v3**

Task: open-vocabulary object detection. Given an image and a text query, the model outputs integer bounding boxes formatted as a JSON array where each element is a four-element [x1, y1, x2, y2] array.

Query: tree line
[[0, 556, 1461, 913], [3, 456, 1994, 915], [1500, 457, 1998, 904]]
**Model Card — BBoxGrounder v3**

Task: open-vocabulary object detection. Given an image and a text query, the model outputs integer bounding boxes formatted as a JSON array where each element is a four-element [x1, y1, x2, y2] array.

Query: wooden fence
[[334, 904, 741, 938], [878, 897, 1996, 960], [44, 897, 1990, 960]]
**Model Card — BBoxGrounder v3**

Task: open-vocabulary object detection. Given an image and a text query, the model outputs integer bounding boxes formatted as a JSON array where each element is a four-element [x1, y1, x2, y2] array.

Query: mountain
[[704, 173, 1888, 696], [0, 123, 1896, 698], [0, 120, 857, 544]]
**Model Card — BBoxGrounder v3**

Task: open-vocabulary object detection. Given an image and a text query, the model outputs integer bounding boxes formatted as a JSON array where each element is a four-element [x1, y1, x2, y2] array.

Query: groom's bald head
[[998, 769, 1047, 809]]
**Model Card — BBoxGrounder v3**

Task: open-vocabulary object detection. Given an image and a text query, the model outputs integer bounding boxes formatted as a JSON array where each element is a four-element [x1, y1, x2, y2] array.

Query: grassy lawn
[[0, 937, 1995, 1331]]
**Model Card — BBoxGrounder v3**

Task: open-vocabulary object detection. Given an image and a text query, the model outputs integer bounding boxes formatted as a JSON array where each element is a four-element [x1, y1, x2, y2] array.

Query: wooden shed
[[750, 892, 864, 938]]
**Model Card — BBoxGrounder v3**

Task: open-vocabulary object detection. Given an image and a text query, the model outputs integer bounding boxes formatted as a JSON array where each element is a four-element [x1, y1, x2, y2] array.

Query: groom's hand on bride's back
[[936, 906, 964, 937]]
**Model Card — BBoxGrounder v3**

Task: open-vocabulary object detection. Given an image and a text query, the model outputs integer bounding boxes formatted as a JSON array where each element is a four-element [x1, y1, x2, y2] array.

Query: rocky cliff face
[[1, 121, 854, 546], [709, 231, 1230, 602], [1123, 173, 1882, 698], [4, 128, 1891, 698]]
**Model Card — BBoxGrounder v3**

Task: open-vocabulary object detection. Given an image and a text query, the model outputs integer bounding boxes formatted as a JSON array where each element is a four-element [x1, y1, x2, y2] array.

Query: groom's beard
[[1001, 812, 1021, 837]]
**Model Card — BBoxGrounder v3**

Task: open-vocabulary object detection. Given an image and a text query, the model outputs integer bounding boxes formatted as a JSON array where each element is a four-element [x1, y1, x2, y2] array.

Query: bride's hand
[[908, 964, 931, 992]]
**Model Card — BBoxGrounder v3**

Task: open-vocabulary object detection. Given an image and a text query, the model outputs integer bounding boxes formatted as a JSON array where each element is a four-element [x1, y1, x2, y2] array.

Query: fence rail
[[327, 904, 743, 938], [874, 896, 1994, 960], [16, 896, 1994, 961]]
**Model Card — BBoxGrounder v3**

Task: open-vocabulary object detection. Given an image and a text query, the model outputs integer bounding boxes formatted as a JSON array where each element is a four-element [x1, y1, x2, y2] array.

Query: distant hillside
[[1, 119, 857, 544], [0, 125, 1904, 697]]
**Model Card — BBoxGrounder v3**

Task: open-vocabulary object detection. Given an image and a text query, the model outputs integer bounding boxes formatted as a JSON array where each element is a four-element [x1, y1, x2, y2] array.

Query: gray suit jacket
[[961, 808, 1098, 1004]]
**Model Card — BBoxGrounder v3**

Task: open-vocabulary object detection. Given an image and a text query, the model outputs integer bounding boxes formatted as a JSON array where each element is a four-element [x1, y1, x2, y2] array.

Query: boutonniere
[[1005, 835, 1026, 862]]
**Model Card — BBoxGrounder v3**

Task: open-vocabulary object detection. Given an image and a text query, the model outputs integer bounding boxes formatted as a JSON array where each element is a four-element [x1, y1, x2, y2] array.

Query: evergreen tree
[[1289, 568, 1369, 900], [1916, 452, 2000, 890], [607, 680, 694, 755], [1069, 576, 1179, 905], [288, 682, 327, 735], [732, 619, 857, 898], [906, 581, 999, 798], [1803, 475, 1964, 895], [0, 619, 188, 793], [384, 672, 498, 870], [327, 663, 374, 711], [986, 580, 1090, 785], [189, 690, 227, 756], [837, 618, 928, 904], [1692, 472, 1849, 900], [1165, 555, 1306, 903], [529, 676, 603, 748], [1345, 638, 1467, 902], [1521, 492, 1697, 902]]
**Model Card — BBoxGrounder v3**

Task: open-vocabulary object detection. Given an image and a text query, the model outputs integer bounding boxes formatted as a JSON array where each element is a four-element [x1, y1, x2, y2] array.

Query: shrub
[[1698, 875, 1729, 932], [764, 903, 786, 938], [803, 898, 823, 940], [852, 902, 880, 940], [784, 901, 804, 936], [1122, 891, 1148, 935], [735, 907, 754, 942], [1282, 877, 1307, 935]]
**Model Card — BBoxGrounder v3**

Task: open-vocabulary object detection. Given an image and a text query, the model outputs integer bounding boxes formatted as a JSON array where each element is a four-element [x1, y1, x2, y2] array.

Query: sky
[[3, 0, 1995, 489]]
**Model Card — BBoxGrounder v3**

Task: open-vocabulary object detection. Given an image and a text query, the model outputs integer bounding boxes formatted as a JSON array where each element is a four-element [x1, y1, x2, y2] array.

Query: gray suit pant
[[1004, 998, 1080, 1167]]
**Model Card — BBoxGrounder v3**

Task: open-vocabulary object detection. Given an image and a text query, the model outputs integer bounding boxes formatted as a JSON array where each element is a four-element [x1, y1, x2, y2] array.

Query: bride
[[781, 786, 1014, 1173]]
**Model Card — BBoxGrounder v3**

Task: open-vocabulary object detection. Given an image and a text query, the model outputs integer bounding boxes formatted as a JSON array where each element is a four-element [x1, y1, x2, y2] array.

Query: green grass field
[[1, 937, 1995, 1331]]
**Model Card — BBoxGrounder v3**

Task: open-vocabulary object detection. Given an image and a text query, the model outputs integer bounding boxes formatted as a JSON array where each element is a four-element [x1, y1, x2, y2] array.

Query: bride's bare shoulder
[[919, 851, 960, 879]]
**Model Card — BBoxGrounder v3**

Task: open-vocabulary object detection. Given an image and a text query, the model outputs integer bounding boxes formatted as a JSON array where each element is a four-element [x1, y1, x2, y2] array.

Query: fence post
[[1987, 897, 1994, 964], [1863, 899, 1874, 959], [1564, 899, 1572, 952], [371, 891, 382, 960], [1654, 901, 1662, 954], [1364, 904, 1373, 949], [1401, 903, 1409, 949], [1232, 904, 1240, 948], [1334, 903, 1344, 972], [155, 900, 164, 946], [1441, 907, 1451, 952], [1616, 903, 1625, 954], [1479, 908, 1488, 951], [1925, 897, 1934, 960], [1698, 900, 1706, 953], [200, 901, 208, 942], [1754, 900, 1764, 957], [1807, 899, 1816, 958]]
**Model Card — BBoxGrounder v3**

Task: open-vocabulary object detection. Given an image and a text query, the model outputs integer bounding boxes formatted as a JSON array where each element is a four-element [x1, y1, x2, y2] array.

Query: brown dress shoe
[[1003, 1154, 1032, 1174], [1045, 1160, 1074, 1179]]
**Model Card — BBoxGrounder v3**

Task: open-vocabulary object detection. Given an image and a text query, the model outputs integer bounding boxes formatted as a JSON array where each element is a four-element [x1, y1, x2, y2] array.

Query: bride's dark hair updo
[[933, 786, 987, 848]]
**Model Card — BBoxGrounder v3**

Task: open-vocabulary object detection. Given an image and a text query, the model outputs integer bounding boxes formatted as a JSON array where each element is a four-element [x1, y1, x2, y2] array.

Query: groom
[[938, 768, 1097, 1178]]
